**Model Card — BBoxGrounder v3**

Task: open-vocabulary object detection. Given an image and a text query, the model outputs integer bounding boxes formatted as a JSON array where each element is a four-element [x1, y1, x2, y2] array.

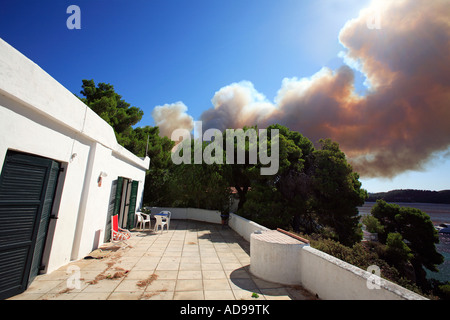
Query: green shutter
[[28, 160, 60, 284], [104, 178, 121, 243], [114, 177, 124, 216], [0, 151, 60, 299], [127, 181, 139, 230]]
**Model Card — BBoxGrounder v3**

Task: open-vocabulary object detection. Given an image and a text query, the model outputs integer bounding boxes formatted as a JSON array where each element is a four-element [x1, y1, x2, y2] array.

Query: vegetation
[[79, 79, 143, 147], [77, 80, 176, 206], [355, 200, 447, 298], [168, 140, 231, 213], [238, 126, 367, 246], [299, 227, 447, 298], [370, 200, 444, 288], [361, 214, 384, 234]]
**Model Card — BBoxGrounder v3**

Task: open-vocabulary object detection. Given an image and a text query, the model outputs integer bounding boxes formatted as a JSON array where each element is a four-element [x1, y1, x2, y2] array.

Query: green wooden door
[[104, 177, 123, 242], [126, 180, 139, 230], [114, 177, 124, 216], [28, 159, 60, 285], [104, 178, 138, 235], [0, 151, 60, 299]]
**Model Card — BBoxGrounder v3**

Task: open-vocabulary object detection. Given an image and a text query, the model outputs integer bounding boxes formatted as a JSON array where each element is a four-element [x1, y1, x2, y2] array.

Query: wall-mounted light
[[70, 153, 77, 163], [98, 171, 108, 187]]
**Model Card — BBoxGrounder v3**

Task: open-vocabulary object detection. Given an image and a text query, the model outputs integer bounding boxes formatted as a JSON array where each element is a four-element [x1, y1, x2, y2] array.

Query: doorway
[[104, 177, 139, 242]]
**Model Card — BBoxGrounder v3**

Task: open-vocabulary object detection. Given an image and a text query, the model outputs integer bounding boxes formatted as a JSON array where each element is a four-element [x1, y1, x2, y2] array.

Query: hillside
[[367, 189, 450, 204]]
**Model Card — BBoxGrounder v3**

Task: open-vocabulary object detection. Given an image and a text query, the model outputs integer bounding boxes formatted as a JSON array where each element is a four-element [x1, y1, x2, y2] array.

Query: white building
[[0, 38, 150, 299]]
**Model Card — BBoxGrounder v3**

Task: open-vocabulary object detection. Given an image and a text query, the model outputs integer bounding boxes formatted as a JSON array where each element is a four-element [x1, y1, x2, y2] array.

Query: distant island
[[367, 189, 450, 204]]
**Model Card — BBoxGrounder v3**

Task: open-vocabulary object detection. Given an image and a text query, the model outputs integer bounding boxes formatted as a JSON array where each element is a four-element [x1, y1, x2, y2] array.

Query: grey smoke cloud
[[151, 101, 194, 140]]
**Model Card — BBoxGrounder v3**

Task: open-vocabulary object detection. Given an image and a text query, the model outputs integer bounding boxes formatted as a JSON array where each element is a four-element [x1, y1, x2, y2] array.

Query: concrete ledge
[[250, 230, 309, 285], [228, 213, 269, 242], [276, 228, 310, 244]]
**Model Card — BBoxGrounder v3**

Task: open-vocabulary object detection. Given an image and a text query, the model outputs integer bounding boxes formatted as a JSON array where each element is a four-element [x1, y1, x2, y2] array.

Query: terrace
[[9, 219, 316, 300]]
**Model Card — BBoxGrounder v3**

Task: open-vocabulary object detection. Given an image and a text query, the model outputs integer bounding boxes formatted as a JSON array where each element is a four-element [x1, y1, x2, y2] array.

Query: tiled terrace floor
[[9, 220, 316, 300]]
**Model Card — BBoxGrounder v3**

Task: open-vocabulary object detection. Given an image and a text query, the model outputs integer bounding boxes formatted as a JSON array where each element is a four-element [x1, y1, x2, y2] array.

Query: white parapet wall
[[250, 229, 427, 300], [233, 216, 426, 300], [148, 207, 189, 220], [146, 208, 268, 241], [298, 245, 426, 300], [187, 208, 222, 225], [148, 207, 222, 224]]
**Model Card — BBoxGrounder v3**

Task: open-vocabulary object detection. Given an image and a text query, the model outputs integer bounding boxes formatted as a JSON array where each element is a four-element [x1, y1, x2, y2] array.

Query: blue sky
[[1, 0, 449, 193], [0, 0, 369, 120]]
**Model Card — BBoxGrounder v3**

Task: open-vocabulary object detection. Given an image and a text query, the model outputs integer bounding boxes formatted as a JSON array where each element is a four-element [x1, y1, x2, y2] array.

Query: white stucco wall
[[0, 38, 150, 273]]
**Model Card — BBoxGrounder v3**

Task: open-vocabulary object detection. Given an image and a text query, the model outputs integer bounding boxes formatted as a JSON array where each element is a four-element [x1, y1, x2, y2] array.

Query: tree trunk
[[236, 185, 248, 211], [411, 259, 428, 291]]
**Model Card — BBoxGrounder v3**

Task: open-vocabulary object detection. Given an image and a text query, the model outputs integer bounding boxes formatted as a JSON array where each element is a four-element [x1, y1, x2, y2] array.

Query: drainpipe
[[70, 141, 97, 260]]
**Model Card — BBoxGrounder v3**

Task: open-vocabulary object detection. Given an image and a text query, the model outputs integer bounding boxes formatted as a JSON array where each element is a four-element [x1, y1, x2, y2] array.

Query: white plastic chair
[[136, 212, 151, 231], [159, 211, 171, 230], [154, 214, 168, 233]]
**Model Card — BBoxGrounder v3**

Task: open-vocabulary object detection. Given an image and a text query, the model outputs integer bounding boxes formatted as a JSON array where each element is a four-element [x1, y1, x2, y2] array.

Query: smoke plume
[[154, 0, 450, 178], [151, 102, 194, 140]]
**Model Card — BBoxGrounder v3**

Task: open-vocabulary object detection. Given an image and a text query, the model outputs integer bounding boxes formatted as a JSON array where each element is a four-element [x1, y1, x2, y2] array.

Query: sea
[[357, 202, 450, 283]]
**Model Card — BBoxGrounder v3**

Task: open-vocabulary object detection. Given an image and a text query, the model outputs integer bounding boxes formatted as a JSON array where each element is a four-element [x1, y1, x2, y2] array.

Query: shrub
[[362, 214, 384, 234]]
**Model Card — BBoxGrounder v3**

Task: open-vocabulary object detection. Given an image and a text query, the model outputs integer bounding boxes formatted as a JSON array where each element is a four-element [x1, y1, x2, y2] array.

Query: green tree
[[78, 79, 144, 146], [310, 139, 367, 245], [237, 126, 367, 245], [371, 200, 444, 288], [370, 200, 400, 242], [362, 215, 384, 234], [239, 183, 289, 229], [77, 80, 176, 206], [220, 125, 264, 211], [385, 232, 413, 271], [169, 139, 231, 212], [238, 124, 314, 230], [138, 127, 176, 206]]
